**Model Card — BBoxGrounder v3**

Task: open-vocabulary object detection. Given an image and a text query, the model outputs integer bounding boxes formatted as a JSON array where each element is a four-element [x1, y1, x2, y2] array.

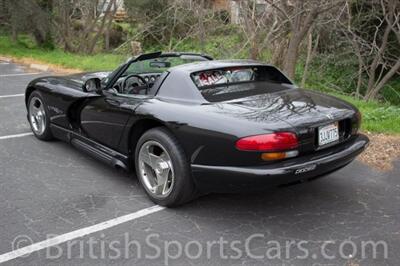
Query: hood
[[29, 71, 111, 92], [63, 71, 111, 85]]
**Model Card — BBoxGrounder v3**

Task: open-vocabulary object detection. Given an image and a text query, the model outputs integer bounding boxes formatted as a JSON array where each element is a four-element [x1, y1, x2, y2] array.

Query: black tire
[[27, 91, 54, 141], [135, 127, 197, 207]]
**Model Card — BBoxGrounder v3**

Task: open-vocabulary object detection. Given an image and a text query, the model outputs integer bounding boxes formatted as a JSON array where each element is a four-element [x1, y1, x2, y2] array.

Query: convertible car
[[25, 51, 369, 206]]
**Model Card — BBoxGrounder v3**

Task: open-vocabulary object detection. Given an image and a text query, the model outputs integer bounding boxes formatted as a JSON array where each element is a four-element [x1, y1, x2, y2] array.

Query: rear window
[[191, 66, 291, 88], [190, 66, 293, 102]]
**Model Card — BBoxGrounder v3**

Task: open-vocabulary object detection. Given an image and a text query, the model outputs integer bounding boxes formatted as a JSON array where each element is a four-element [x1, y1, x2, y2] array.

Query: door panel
[[80, 92, 143, 152]]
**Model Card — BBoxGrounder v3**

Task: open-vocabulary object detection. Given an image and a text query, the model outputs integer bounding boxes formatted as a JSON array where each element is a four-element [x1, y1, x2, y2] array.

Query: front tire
[[28, 91, 53, 140], [135, 127, 197, 207]]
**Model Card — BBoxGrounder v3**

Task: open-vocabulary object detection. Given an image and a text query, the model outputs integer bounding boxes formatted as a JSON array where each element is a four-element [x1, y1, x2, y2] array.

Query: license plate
[[318, 123, 339, 146]]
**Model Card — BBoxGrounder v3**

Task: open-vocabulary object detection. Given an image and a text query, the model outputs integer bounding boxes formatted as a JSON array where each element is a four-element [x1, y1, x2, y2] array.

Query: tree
[[51, 0, 120, 53], [266, 0, 345, 79], [86, 0, 117, 54], [341, 0, 400, 100], [124, 0, 217, 51], [5, 0, 54, 48]]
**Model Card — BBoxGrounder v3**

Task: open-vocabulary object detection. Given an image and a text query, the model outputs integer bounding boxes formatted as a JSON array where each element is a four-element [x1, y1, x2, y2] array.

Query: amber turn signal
[[261, 150, 299, 161], [261, 152, 286, 160]]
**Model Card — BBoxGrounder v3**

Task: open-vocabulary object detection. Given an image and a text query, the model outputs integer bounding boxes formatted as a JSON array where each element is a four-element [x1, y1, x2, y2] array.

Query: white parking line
[[0, 205, 165, 264], [0, 94, 24, 99], [0, 73, 41, 77], [0, 132, 33, 140]]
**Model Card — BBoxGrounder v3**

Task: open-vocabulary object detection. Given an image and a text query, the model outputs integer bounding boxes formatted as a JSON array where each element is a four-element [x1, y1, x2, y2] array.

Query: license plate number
[[318, 123, 339, 146]]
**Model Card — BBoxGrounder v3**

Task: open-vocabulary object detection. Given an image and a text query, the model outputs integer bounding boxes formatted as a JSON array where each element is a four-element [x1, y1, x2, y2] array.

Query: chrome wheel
[[138, 140, 174, 197], [29, 96, 46, 135]]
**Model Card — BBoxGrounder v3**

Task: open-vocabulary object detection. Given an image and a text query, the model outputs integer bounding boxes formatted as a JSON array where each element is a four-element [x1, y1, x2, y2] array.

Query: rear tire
[[28, 91, 53, 141], [135, 127, 197, 207]]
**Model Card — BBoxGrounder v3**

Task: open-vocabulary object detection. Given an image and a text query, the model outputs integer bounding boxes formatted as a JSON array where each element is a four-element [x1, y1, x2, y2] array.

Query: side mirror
[[83, 78, 102, 93]]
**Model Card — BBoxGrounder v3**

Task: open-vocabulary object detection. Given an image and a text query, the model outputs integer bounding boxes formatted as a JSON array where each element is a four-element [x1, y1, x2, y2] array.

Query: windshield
[[123, 54, 209, 76]]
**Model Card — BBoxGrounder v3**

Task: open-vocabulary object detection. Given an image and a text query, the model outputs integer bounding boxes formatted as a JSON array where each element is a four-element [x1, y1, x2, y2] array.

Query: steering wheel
[[121, 74, 148, 94]]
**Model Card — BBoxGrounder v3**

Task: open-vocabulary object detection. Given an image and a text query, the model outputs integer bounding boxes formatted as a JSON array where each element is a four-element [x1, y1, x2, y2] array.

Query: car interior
[[108, 54, 210, 95]]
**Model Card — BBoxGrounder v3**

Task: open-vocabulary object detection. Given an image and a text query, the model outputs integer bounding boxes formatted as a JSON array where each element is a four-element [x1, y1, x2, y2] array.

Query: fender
[[26, 73, 108, 129]]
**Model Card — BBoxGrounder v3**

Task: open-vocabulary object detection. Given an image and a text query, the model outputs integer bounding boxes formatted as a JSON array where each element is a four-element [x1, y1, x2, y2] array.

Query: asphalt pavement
[[0, 60, 399, 265]]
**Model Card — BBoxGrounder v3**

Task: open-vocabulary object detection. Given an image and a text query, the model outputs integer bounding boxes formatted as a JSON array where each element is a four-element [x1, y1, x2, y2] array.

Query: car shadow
[[167, 160, 386, 227], [53, 139, 386, 225]]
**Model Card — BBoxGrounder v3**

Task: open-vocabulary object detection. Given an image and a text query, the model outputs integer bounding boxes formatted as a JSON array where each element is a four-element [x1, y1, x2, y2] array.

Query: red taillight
[[235, 132, 298, 151]]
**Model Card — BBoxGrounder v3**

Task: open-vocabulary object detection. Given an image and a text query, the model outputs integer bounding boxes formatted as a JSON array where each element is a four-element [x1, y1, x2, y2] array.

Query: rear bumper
[[191, 134, 369, 192]]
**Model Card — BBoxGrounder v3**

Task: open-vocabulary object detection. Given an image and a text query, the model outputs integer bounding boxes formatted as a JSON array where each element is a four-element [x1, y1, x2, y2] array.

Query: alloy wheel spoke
[[39, 112, 45, 130], [154, 168, 170, 195], [139, 146, 156, 168], [29, 98, 46, 134], [138, 141, 174, 197], [31, 108, 37, 117], [161, 170, 171, 194], [149, 153, 162, 168], [154, 183, 164, 195]]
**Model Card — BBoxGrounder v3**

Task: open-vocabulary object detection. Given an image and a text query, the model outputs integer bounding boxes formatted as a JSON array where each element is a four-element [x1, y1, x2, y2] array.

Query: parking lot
[[0, 60, 399, 265]]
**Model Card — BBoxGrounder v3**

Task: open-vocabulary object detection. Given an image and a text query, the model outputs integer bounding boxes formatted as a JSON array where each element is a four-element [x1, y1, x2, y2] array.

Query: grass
[[0, 35, 125, 71], [330, 93, 400, 134], [1, 35, 399, 134]]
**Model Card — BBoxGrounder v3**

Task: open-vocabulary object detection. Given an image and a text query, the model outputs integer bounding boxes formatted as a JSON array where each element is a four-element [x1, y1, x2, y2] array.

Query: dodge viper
[[25, 51, 369, 206]]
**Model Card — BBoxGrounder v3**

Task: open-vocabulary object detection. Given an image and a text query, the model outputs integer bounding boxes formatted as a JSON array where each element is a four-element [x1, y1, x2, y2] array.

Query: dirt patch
[[358, 132, 400, 171], [0, 55, 81, 74]]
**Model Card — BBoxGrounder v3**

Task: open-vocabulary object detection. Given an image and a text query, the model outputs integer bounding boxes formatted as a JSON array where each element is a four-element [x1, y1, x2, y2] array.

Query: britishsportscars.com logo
[[11, 233, 388, 265]]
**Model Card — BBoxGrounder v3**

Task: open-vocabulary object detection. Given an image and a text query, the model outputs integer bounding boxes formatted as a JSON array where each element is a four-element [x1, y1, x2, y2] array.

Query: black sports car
[[25, 51, 369, 206]]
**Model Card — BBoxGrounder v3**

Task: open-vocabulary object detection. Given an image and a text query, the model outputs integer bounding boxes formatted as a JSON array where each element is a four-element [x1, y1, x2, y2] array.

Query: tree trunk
[[104, 10, 115, 51], [301, 31, 313, 88], [271, 39, 287, 68], [87, 0, 116, 54], [105, 28, 110, 51], [355, 49, 364, 99], [250, 35, 259, 60], [11, 22, 18, 42], [59, 1, 74, 52], [283, 35, 301, 79], [198, 0, 205, 53], [280, 3, 319, 80], [8, 1, 18, 42], [77, 0, 106, 53], [363, 22, 392, 100], [364, 58, 400, 100], [32, 29, 46, 47]]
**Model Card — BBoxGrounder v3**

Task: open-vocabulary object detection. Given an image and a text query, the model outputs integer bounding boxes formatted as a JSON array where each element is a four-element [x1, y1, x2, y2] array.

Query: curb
[[0, 56, 12, 63], [0, 54, 81, 74], [29, 63, 49, 72]]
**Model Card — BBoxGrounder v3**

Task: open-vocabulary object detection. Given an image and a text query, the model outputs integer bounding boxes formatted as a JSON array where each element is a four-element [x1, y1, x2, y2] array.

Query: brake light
[[235, 132, 298, 151]]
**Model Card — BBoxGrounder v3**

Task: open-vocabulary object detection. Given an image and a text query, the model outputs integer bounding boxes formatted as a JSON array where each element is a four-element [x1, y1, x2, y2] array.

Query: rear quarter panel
[[132, 98, 292, 167]]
